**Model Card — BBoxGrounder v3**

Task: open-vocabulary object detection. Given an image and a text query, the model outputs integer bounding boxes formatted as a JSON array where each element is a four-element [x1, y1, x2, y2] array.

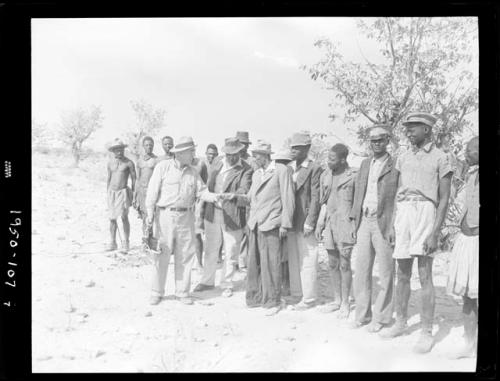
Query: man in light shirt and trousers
[[349, 125, 399, 332], [381, 112, 453, 354], [286, 132, 323, 310], [145, 136, 219, 306], [193, 137, 253, 297]]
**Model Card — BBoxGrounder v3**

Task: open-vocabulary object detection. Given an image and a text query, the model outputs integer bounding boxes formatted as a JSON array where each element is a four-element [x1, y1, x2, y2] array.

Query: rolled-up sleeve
[[438, 153, 454, 179]]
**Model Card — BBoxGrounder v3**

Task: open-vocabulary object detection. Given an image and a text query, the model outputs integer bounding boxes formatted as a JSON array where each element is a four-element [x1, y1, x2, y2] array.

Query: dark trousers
[[395, 256, 435, 332], [353, 216, 395, 324], [246, 226, 282, 308]]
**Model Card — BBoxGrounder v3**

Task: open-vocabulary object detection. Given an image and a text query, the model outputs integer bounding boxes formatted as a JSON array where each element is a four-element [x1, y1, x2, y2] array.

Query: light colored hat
[[402, 112, 437, 128], [236, 131, 252, 144], [290, 132, 312, 147], [273, 149, 294, 162], [221, 137, 245, 155], [171, 136, 197, 153], [368, 125, 390, 140], [107, 138, 128, 151], [251, 140, 274, 155]]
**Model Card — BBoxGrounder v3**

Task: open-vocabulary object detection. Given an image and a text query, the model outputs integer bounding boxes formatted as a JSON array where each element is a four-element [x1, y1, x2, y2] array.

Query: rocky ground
[[32, 150, 476, 372]]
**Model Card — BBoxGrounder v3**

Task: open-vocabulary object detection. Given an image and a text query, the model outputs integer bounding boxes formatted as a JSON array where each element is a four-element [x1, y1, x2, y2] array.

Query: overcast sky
[[32, 17, 477, 159]]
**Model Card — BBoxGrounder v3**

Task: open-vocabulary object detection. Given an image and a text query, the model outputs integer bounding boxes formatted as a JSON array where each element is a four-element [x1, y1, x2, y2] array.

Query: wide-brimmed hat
[[289, 132, 312, 147], [236, 131, 252, 144], [368, 125, 391, 140], [273, 149, 293, 162], [221, 137, 245, 155], [251, 140, 274, 155], [171, 136, 197, 153], [402, 112, 437, 128], [107, 138, 128, 151]]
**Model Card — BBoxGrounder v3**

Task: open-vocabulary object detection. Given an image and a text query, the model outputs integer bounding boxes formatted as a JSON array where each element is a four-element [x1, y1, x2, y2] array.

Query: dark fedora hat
[[236, 131, 252, 144], [221, 137, 245, 155]]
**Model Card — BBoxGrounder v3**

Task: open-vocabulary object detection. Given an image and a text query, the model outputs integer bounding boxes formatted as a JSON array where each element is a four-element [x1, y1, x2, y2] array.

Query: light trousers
[[200, 218, 243, 289], [151, 208, 196, 298], [286, 231, 319, 303]]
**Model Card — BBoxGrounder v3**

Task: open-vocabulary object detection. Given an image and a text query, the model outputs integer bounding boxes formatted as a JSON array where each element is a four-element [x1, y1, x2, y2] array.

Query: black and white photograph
[[30, 16, 481, 372]]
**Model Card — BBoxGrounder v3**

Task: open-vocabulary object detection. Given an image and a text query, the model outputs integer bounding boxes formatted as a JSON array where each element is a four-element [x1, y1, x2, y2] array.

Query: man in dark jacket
[[349, 125, 399, 332], [193, 138, 253, 297], [286, 132, 323, 310]]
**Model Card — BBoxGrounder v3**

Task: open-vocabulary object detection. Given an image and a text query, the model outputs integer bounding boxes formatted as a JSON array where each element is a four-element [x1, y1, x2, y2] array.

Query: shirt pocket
[[340, 182, 354, 203]]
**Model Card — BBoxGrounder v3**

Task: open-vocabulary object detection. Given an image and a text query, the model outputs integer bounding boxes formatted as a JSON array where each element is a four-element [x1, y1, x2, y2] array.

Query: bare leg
[[338, 248, 352, 319], [109, 219, 118, 248], [327, 249, 342, 306]]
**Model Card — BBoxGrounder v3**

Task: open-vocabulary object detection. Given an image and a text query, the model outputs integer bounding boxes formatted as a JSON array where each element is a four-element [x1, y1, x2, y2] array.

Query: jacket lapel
[[295, 164, 311, 191], [207, 161, 223, 192], [256, 169, 274, 193], [336, 168, 354, 189], [377, 155, 394, 180], [223, 165, 242, 192]]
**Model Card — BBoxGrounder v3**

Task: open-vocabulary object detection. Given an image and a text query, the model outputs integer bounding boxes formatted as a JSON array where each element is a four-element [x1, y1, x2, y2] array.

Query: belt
[[159, 206, 193, 212], [398, 195, 431, 202]]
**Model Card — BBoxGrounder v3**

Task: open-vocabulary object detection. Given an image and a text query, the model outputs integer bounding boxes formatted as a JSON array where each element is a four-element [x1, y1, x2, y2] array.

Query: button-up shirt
[[362, 153, 389, 215], [145, 159, 217, 219], [255, 159, 275, 179], [289, 158, 311, 184], [396, 142, 453, 205], [214, 158, 242, 209]]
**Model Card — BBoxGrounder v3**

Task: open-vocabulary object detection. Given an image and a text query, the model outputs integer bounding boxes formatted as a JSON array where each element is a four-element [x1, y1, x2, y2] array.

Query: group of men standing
[[104, 112, 479, 358]]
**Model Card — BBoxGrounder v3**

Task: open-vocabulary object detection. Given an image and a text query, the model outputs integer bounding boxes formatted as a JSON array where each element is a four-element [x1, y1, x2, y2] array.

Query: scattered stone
[[120, 348, 130, 354], [145, 311, 153, 317], [62, 355, 75, 360], [289, 324, 297, 330], [78, 312, 89, 318], [57, 236, 66, 241], [324, 339, 329, 344], [292, 348, 296, 352], [213, 342, 219, 347], [64, 305, 76, 313], [223, 331, 230, 336], [36, 355, 53, 361], [85, 280, 96, 288], [95, 350, 106, 358], [193, 337, 205, 343]]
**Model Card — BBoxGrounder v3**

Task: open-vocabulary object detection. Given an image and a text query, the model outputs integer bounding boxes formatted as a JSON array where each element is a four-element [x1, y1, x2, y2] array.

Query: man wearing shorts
[[315, 144, 357, 319], [381, 112, 453, 354]]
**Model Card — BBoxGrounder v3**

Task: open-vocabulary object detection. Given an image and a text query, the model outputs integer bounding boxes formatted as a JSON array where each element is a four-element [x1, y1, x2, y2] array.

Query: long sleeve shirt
[[145, 158, 217, 219]]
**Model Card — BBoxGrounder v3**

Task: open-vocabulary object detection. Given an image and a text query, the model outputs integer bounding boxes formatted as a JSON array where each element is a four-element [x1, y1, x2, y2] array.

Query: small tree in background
[[303, 17, 478, 155], [125, 99, 167, 160], [32, 119, 51, 151], [58, 105, 104, 167]]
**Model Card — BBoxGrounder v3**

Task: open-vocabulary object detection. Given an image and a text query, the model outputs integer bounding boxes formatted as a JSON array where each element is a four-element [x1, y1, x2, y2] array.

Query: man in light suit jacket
[[349, 125, 399, 332], [244, 140, 295, 316], [193, 138, 253, 297], [286, 132, 323, 310]]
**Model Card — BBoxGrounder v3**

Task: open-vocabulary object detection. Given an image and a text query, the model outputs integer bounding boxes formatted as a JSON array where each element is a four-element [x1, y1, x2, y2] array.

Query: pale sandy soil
[[32, 151, 476, 372]]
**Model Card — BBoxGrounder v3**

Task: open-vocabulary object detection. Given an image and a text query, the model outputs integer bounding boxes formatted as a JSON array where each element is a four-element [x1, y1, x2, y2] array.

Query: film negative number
[[4, 211, 21, 307]]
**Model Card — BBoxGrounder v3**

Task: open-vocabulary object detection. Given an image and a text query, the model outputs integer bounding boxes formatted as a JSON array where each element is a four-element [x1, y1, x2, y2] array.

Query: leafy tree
[[125, 100, 167, 159], [58, 105, 104, 167], [304, 17, 478, 154]]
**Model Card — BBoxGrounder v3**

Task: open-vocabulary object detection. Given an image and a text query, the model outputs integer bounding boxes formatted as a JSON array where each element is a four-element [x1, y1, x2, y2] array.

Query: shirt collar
[[371, 152, 389, 163], [412, 141, 434, 153], [260, 160, 275, 174], [290, 158, 311, 170], [222, 158, 241, 171]]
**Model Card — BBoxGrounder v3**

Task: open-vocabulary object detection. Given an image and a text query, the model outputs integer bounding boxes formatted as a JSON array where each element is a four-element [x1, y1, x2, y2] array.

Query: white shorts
[[393, 200, 436, 259]]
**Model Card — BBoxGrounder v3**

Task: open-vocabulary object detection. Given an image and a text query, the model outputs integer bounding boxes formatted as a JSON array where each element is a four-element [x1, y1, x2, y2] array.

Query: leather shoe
[[413, 331, 434, 354], [149, 296, 162, 305], [366, 322, 384, 333], [379, 321, 408, 339], [193, 284, 215, 292]]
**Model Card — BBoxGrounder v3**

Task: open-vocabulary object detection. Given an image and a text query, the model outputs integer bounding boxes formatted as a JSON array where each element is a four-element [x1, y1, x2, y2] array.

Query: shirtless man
[[158, 136, 175, 161], [106, 138, 136, 253], [133, 136, 158, 250]]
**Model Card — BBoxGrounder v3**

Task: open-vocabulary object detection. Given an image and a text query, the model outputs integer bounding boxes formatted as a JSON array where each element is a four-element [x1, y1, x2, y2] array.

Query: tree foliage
[[58, 105, 104, 167], [304, 17, 478, 154], [125, 99, 167, 159]]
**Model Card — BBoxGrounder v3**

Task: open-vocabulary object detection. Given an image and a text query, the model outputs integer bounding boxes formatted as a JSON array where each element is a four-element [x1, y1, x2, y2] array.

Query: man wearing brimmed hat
[[145, 136, 221, 306], [235, 131, 257, 270], [106, 138, 136, 253], [193, 137, 253, 297], [349, 125, 399, 333], [380, 112, 453, 354], [244, 140, 295, 316], [285, 132, 323, 311]]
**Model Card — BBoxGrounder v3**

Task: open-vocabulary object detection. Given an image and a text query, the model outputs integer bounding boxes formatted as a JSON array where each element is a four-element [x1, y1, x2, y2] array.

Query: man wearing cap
[[236, 131, 257, 270], [145, 136, 221, 306], [380, 112, 453, 355], [133, 136, 159, 251], [286, 132, 323, 310], [349, 125, 399, 332], [315, 143, 357, 319], [193, 138, 253, 297], [106, 138, 136, 253], [245, 140, 295, 316]]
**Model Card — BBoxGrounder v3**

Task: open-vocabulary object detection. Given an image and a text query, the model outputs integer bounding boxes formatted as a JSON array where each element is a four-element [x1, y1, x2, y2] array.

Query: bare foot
[[336, 303, 350, 319]]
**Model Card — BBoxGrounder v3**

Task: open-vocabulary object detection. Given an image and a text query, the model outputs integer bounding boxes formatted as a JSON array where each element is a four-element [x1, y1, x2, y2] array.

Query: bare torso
[[137, 155, 157, 189], [108, 158, 133, 191]]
